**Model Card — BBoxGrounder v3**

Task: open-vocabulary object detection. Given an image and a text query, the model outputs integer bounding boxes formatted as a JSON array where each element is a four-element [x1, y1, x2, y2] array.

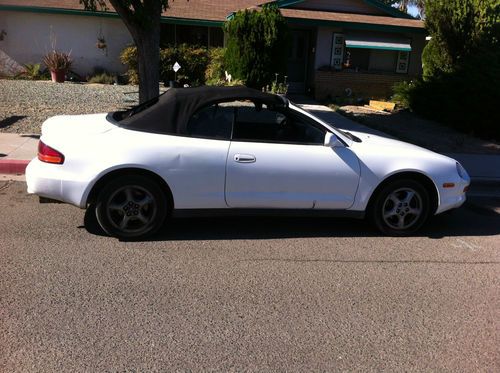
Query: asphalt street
[[1, 181, 499, 371]]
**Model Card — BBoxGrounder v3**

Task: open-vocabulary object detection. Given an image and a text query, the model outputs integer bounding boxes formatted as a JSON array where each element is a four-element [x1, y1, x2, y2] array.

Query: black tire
[[369, 178, 430, 236], [95, 175, 168, 239]]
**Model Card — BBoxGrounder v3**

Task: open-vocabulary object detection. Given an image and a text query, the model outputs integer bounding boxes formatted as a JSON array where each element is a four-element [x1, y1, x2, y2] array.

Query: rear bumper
[[26, 159, 89, 208]]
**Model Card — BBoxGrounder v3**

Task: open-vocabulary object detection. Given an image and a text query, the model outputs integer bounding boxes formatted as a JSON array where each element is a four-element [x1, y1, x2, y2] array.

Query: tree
[[80, 1, 168, 103], [224, 5, 289, 89], [393, 0, 500, 139], [422, 0, 499, 78]]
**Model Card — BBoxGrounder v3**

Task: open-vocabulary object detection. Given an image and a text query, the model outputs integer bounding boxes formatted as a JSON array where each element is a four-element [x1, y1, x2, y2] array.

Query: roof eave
[[286, 17, 426, 34]]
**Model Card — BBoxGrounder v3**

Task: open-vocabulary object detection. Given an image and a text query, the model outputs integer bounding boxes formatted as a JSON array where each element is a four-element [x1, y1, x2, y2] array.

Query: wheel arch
[[367, 171, 439, 215], [84, 167, 174, 210]]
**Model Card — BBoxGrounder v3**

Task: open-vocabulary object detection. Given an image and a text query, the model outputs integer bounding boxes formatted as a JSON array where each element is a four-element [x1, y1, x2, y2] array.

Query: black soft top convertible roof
[[117, 86, 288, 135]]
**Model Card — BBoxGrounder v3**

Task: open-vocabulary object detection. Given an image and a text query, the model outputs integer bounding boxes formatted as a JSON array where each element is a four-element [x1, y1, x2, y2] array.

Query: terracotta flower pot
[[50, 69, 66, 83]]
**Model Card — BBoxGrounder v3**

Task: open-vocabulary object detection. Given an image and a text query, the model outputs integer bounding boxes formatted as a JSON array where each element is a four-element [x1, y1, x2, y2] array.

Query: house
[[0, 0, 426, 99]]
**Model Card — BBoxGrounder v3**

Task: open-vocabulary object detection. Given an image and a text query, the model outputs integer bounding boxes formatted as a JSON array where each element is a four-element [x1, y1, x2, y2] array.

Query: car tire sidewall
[[95, 175, 168, 239], [370, 179, 431, 236]]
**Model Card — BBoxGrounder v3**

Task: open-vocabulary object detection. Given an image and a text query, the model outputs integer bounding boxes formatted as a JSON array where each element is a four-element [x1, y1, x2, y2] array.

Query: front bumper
[[435, 178, 470, 214]]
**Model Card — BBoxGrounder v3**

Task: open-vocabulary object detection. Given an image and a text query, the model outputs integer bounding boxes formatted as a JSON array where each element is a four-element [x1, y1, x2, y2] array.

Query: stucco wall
[[0, 10, 132, 76]]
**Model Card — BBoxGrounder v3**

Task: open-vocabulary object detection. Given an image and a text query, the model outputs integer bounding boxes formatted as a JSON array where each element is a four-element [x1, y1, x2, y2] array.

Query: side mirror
[[324, 132, 343, 148]]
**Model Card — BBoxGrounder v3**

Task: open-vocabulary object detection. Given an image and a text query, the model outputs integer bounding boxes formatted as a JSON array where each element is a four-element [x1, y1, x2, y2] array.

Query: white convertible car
[[26, 86, 470, 238]]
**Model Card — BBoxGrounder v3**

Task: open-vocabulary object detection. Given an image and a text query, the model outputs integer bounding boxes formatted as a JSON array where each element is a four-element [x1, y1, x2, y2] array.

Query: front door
[[287, 29, 310, 94], [225, 102, 360, 209]]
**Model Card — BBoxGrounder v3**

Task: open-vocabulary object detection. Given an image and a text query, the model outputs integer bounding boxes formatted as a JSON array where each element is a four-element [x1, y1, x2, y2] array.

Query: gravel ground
[[0, 80, 141, 134], [337, 105, 500, 155]]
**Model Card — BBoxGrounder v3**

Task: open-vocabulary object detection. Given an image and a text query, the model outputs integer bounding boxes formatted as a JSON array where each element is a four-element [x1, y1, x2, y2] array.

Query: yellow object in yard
[[369, 100, 396, 112]]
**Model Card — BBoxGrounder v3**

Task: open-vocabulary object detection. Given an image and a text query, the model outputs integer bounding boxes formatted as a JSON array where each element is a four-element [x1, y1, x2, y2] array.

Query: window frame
[[230, 100, 328, 146], [184, 98, 330, 146], [185, 100, 238, 141]]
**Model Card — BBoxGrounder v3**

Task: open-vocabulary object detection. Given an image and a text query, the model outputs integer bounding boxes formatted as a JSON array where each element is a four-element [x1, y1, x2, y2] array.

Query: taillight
[[38, 141, 65, 164]]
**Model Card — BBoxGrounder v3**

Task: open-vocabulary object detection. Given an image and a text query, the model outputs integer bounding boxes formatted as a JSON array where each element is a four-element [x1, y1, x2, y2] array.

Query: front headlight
[[456, 162, 468, 180]]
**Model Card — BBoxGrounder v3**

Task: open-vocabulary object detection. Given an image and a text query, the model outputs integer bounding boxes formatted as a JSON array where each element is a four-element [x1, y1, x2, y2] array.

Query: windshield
[[290, 103, 361, 142]]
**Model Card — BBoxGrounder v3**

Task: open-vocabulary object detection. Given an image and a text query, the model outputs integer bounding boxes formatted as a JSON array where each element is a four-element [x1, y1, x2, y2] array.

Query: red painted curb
[[0, 159, 30, 174]]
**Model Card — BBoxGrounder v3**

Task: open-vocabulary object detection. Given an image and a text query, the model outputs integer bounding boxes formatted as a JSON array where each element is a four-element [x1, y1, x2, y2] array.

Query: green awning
[[345, 36, 412, 52]]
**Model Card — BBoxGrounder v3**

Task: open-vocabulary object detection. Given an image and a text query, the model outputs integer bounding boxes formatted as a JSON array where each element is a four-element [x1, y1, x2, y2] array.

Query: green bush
[[121, 44, 209, 86], [205, 47, 226, 85], [88, 72, 115, 84], [224, 4, 289, 89], [22, 63, 42, 80], [15, 63, 50, 80], [391, 0, 500, 140], [391, 80, 416, 109], [120, 46, 138, 84]]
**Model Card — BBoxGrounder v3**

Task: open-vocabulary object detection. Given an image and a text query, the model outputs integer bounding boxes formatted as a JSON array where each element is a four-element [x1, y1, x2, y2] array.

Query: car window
[[232, 102, 325, 145], [186, 103, 234, 140]]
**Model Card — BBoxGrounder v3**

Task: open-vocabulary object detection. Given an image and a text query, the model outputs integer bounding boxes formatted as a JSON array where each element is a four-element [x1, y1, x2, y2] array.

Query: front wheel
[[95, 175, 167, 239], [369, 179, 431, 236]]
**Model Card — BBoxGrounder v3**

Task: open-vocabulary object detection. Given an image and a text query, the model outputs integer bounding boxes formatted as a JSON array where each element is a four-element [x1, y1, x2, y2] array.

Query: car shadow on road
[[83, 200, 499, 241]]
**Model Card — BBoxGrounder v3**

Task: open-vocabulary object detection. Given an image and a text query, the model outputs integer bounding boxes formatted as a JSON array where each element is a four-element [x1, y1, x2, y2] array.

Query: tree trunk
[[135, 28, 160, 103], [109, 0, 162, 104]]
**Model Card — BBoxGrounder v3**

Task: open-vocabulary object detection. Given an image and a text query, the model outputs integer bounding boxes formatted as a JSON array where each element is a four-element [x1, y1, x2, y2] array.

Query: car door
[[225, 102, 360, 209], [164, 102, 233, 209]]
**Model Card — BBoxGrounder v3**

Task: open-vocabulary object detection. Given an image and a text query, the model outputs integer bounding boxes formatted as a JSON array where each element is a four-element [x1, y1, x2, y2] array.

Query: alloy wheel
[[106, 185, 158, 234], [382, 187, 423, 230]]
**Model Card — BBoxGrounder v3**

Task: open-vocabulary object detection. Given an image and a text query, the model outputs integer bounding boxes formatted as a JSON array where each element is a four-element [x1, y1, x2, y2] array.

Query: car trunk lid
[[41, 113, 115, 138]]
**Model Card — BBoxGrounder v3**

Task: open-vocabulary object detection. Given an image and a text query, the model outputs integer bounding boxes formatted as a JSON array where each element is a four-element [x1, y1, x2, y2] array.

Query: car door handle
[[234, 154, 256, 163]]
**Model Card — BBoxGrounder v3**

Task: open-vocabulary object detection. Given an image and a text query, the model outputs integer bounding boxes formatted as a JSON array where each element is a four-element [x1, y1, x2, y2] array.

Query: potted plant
[[43, 50, 72, 83], [267, 73, 288, 96], [96, 36, 107, 50]]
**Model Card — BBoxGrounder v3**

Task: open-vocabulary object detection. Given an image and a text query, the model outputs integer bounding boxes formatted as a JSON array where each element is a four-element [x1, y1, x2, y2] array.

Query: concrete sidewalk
[[0, 133, 38, 174]]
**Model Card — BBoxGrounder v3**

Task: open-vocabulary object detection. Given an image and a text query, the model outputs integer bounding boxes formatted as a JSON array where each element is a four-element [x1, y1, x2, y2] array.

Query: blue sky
[[407, 5, 420, 17]]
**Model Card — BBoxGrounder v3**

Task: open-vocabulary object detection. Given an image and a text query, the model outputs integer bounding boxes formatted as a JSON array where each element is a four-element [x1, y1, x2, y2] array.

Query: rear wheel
[[369, 179, 430, 236], [95, 175, 167, 239]]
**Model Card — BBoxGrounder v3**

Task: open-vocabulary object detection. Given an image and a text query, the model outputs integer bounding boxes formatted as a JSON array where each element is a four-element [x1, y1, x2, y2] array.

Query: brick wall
[[314, 70, 415, 100]]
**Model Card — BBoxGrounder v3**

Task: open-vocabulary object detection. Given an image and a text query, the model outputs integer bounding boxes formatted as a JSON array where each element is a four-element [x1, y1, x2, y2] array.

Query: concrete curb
[[0, 159, 30, 174]]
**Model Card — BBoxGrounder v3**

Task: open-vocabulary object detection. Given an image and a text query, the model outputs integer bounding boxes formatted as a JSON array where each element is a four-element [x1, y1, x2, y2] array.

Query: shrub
[[205, 47, 226, 85], [224, 4, 289, 89], [391, 80, 417, 109], [120, 46, 139, 84], [165, 44, 208, 85], [16, 63, 41, 80], [88, 72, 115, 84], [121, 44, 210, 86], [391, 0, 500, 140]]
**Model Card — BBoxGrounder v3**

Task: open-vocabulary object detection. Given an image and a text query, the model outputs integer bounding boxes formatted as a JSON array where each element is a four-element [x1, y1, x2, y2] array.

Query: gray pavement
[[0, 180, 499, 371]]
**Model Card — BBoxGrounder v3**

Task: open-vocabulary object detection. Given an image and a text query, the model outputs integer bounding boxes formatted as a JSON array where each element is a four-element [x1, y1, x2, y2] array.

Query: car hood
[[347, 129, 459, 176], [348, 130, 432, 153]]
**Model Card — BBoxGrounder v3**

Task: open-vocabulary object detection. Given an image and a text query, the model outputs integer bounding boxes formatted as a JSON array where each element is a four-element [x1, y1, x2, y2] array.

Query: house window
[[176, 25, 208, 46], [209, 27, 224, 47], [160, 23, 175, 47], [345, 48, 370, 71], [160, 24, 224, 48], [368, 50, 398, 72]]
